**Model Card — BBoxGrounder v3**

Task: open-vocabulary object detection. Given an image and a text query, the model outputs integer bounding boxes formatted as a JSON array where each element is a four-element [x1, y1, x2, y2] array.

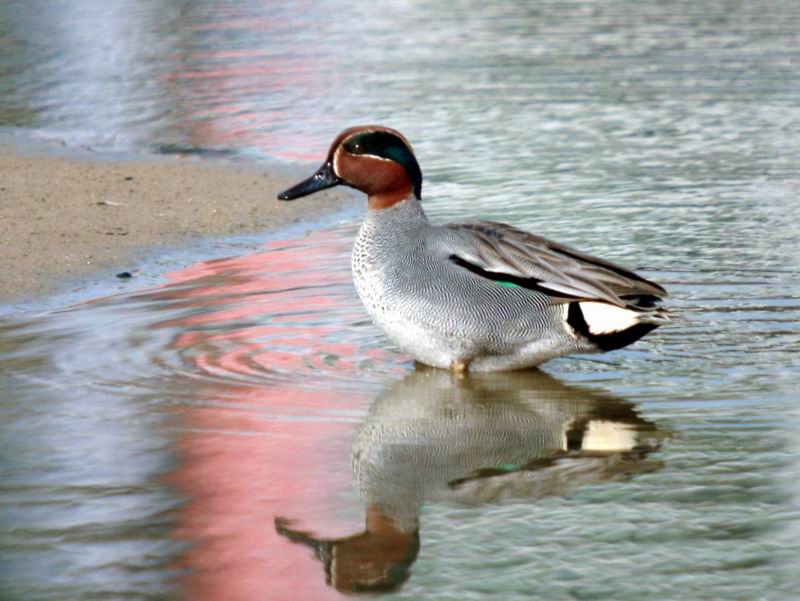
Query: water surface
[[2, 1, 800, 599]]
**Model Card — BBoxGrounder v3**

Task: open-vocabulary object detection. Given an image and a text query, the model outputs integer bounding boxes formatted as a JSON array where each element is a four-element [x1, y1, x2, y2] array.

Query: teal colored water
[[2, 1, 800, 599]]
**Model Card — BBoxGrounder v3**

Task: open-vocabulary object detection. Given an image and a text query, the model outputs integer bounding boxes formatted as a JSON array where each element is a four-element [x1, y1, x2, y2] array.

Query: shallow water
[[2, 1, 800, 600], [2, 221, 798, 600]]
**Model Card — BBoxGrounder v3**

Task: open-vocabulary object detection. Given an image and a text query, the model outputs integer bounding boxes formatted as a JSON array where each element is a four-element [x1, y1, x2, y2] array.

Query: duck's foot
[[450, 360, 469, 376]]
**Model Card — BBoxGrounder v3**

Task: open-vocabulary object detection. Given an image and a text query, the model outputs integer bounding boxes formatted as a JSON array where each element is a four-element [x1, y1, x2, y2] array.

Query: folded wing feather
[[445, 221, 668, 309]]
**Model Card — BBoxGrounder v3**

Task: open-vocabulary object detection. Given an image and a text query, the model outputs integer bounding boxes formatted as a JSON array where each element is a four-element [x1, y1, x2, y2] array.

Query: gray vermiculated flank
[[351, 198, 659, 370], [352, 369, 664, 531]]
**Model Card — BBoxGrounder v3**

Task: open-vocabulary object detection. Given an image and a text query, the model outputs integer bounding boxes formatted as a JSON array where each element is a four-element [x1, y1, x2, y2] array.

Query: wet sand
[[0, 144, 355, 303]]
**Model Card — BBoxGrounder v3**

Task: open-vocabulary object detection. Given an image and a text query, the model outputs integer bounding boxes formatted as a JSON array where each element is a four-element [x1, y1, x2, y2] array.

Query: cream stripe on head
[[333, 133, 395, 175], [335, 126, 414, 157], [333, 143, 344, 177], [333, 129, 382, 176]]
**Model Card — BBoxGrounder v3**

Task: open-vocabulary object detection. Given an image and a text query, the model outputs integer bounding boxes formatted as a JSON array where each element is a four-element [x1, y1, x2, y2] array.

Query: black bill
[[277, 161, 341, 201]]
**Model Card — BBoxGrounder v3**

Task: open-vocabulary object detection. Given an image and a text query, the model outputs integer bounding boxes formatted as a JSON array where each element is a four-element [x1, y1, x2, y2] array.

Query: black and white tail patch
[[567, 301, 658, 351]]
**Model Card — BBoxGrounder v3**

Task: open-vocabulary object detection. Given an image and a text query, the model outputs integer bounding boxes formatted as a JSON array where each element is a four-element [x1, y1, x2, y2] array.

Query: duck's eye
[[351, 142, 363, 154]]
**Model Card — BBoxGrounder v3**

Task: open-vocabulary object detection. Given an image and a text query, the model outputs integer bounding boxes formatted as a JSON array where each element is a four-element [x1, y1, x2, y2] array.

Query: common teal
[[278, 125, 668, 372], [275, 368, 665, 593]]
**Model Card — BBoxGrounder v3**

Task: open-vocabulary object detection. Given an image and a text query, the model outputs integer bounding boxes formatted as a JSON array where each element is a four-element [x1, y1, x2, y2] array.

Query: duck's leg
[[450, 359, 469, 375]]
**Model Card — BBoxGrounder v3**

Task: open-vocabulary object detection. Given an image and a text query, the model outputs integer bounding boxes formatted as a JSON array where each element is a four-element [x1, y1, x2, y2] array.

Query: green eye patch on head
[[344, 131, 422, 199]]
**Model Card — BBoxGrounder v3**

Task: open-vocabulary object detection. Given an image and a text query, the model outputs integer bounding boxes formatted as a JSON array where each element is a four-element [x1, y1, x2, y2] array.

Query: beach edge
[[0, 139, 358, 307]]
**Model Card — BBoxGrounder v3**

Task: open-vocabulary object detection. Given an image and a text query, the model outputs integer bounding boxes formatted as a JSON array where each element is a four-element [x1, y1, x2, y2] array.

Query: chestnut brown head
[[277, 126, 422, 209], [274, 507, 419, 594]]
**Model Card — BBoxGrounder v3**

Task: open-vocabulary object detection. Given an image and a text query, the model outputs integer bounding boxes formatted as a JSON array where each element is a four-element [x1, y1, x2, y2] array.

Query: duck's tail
[[566, 296, 671, 352]]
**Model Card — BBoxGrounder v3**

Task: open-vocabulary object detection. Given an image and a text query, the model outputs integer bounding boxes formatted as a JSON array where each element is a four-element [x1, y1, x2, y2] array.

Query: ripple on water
[[1, 217, 799, 600], [2, 1, 800, 598]]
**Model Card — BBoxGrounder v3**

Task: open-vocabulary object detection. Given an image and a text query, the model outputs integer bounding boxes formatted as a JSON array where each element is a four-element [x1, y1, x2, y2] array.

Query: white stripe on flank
[[579, 301, 640, 335]]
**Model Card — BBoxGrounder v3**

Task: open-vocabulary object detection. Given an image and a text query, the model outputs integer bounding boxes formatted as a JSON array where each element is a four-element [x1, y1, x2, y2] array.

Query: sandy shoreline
[[0, 143, 356, 304]]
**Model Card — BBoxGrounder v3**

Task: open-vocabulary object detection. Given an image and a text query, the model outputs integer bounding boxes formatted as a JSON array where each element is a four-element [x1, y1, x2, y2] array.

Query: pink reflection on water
[[171, 384, 364, 601], [163, 63, 317, 82], [158, 7, 337, 160], [185, 17, 284, 32], [156, 229, 403, 600]]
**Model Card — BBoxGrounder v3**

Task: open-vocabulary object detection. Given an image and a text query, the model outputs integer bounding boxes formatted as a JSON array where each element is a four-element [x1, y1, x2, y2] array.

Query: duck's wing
[[443, 221, 667, 308]]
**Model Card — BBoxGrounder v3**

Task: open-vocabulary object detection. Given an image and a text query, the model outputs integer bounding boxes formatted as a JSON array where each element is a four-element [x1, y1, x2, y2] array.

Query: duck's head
[[277, 125, 422, 210]]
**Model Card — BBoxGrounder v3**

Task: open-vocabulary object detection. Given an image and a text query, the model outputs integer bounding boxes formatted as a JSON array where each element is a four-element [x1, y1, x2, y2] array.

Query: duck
[[274, 368, 666, 593], [278, 125, 668, 372]]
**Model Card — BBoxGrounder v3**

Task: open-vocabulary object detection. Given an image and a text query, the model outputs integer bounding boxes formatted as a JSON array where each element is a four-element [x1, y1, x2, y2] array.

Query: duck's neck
[[367, 188, 416, 211], [364, 194, 428, 227]]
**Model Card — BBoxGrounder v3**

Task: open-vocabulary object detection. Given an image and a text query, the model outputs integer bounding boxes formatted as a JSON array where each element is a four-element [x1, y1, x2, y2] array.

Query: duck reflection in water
[[275, 368, 668, 594]]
